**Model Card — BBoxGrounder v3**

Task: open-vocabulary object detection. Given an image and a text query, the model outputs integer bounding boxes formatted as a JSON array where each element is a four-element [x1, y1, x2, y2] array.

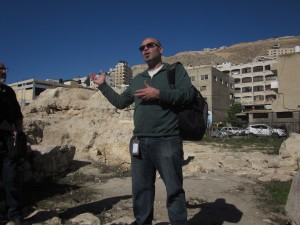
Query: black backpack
[[168, 62, 208, 141]]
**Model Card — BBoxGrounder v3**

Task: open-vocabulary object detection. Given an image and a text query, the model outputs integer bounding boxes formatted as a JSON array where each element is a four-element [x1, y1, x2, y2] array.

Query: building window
[[220, 78, 223, 84], [242, 77, 252, 83], [231, 69, 240, 75], [242, 67, 251, 73], [213, 76, 217, 81], [234, 88, 241, 93], [253, 76, 264, 82], [253, 113, 268, 118], [234, 78, 240, 84], [201, 75, 208, 80], [265, 75, 276, 81], [254, 95, 264, 101], [253, 66, 263, 72], [242, 87, 252, 93], [276, 112, 293, 118], [200, 86, 207, 91], [191, 76, 195, 81], [253, 85, 264, 92]]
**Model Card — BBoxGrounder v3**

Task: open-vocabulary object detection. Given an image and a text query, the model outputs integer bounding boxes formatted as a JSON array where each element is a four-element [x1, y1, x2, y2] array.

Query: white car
[[244, 124, 287, 137], [220, 127, 244, 136]]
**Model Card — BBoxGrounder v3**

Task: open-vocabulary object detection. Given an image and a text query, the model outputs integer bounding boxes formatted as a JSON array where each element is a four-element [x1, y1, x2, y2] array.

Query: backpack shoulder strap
[[167, 62, 182, 86]]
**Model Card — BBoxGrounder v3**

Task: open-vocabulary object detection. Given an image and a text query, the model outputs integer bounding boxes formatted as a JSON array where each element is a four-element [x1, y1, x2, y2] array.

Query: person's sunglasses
[[0, 67, 8, 72], [139, 42, 160, 52]]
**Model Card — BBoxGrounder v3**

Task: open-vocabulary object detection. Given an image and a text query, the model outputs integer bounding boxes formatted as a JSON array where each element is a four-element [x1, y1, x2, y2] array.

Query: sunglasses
[[139, 42, 160, 52], [0, 67, 8, 72]]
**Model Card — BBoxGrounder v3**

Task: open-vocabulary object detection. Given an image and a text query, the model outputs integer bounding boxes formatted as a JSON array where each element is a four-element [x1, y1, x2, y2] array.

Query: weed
[[253, 180, 292, 214], [201, 136, 286, 154]]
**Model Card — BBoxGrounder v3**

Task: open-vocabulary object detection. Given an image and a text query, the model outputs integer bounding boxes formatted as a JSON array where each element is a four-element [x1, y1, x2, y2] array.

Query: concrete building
[[217, 52, 300, 133], [9, 79, 69, 105], [216, 60, 278, 112], [109, 60, 132, 87], [267, 45, 299, 57], [186, 65, 234, 123]]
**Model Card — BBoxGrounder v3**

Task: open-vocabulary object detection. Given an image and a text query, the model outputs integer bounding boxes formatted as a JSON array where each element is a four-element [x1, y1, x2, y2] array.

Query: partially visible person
[[90, 38, 194, 225], [0, 61, 24, 225]]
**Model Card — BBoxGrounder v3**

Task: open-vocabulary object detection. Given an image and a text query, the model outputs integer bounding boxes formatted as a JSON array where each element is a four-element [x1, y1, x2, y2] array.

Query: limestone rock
[[285, 172, 300, 225]]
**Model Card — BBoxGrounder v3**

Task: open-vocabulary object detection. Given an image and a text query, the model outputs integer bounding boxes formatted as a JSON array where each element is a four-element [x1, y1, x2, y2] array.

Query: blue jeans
[[0, 135, 23, 220], [130, 136, 187, 225]]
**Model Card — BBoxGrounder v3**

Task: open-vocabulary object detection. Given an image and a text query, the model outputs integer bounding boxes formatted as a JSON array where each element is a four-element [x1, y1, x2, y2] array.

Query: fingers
[[144, 80, 151, 87]]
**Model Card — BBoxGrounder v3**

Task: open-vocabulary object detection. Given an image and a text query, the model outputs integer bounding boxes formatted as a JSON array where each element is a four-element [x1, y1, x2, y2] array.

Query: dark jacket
[[98, 63, 194, 137], [0, 83, 23, 126]]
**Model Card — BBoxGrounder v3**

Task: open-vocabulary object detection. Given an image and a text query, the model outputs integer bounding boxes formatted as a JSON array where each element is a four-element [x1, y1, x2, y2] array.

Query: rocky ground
[[1, 140, 292, 225]]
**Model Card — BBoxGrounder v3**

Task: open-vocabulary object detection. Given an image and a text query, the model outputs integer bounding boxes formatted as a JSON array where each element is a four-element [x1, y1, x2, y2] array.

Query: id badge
[[132, 139, 140, 155]]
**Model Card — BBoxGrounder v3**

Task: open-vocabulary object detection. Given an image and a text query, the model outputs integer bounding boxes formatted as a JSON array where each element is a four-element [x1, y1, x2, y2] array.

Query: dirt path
[[1, 142, 288, 225], [97, 170, 282, 225]]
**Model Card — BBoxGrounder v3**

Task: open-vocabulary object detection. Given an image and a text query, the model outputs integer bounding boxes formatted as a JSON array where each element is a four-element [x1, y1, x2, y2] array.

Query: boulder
[[285, 172, 300, 225]]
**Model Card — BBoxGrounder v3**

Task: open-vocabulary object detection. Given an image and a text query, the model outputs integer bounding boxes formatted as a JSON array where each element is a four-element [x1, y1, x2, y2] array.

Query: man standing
[[90, 37, 194, 225], [0, 62, 24, 225]]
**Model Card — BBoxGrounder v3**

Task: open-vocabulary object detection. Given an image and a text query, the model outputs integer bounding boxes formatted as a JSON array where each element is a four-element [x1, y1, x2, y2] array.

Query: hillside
[[132, 35, 300, 74]]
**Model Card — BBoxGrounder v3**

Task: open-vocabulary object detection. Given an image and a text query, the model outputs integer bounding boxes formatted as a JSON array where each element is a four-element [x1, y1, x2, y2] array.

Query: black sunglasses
[[139, 42, 160, 52], [0, 67, 8, 72]]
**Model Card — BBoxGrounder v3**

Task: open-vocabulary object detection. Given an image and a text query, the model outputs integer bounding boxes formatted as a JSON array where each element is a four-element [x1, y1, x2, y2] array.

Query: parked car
[[244, 124, 287, 137], [220, 127, 244, 136], [211, 126, 232, 138]]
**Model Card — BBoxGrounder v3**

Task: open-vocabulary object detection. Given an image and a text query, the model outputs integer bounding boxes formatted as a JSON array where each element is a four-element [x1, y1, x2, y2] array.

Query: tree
[[226, 103, 247, 127], [84, 75, 90, 87]]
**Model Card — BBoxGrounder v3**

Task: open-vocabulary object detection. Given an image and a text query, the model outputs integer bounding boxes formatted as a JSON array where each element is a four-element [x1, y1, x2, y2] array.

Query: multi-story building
[[186, 65, 234, 123], [217, 52, 300, 133], [216, 60, 278, 112], [267, 45, 299, 57], [109, 60, 132, 87]]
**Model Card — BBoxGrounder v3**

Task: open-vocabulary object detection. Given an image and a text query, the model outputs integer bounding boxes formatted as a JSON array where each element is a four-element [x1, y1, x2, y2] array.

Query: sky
[[1, 0, 300, 84]]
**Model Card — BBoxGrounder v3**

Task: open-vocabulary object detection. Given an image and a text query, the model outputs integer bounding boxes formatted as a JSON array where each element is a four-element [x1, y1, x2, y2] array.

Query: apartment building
[[109, 60, 132, 87], [267, 45, 299, 57], [186, 65, 234, 123], [216, 60, 278, 112]]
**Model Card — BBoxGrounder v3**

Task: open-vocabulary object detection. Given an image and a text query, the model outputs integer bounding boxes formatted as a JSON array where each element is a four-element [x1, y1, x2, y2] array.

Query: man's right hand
[[89, 71, 106, 85]]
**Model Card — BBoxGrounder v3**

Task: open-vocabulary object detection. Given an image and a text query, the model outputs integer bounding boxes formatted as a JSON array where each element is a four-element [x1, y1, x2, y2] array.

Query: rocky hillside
[[132, 35, 300, 74]]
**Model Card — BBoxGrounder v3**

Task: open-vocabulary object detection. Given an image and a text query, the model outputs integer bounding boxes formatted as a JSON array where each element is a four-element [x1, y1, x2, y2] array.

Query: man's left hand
[[134, 80, 160, 100]]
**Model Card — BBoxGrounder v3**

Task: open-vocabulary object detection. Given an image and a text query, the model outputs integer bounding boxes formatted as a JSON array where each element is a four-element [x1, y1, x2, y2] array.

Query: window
[[201, 75, 208, 80], [242, 87, 252, 93], [231, 69, 240, 75], [253, 113, 268, 118], [234, 78, 240, 84], [213, 76, 217, 81], [220, 78, 224, 84], [234, 88, 241, 93], [253, 76, 264, 82], [242, 67, 251, 73], [277, 112, 293, 118], [265, 65, 271, 71], [253, 66, 263, 72], [242, 77, 252, 83], [254, 95, 264, 101], [265, 75, 276, 81], [253, 85, 264, 92], [200, 86, 207, 91], [191, 76, 195, 81]]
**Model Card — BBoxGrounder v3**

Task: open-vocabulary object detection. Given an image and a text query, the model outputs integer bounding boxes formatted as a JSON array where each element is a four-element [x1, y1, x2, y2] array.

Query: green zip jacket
[[98, 63, 194, 137]]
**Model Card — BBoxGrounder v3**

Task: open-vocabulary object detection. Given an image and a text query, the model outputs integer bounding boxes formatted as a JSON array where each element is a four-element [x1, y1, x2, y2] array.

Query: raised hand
[[134, 80, 160, 100], [89, 71, 106, 85]]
